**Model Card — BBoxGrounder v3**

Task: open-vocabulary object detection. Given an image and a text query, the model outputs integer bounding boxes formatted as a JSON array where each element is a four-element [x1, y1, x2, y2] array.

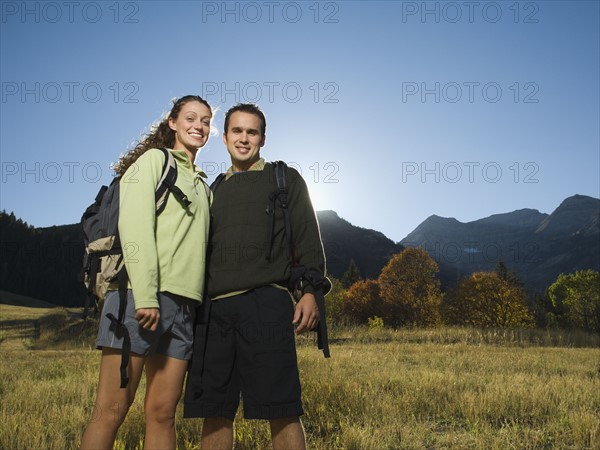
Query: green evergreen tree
[[341, 259, 361, 289], [495, 259, 523, 288]]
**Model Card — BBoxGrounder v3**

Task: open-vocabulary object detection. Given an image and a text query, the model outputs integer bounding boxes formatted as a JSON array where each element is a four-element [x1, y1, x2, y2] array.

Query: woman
[[80, 95, 213, 449]]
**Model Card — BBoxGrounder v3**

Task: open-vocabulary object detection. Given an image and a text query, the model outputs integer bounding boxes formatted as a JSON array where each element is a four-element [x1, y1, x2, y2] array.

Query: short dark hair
[[224, 103, 266, 137]]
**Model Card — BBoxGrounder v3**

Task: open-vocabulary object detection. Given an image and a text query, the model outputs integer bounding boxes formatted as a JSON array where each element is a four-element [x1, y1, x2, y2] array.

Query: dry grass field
[[1, 305, 599, 449]]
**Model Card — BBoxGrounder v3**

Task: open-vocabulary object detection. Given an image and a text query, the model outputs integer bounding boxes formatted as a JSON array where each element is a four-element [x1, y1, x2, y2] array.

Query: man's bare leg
[[270, 416, 306, 450], [201, 417, 234, 450]]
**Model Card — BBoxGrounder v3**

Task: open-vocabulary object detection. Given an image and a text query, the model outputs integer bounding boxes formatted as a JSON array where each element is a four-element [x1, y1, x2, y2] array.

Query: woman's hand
[[135, 308, 160, 331]]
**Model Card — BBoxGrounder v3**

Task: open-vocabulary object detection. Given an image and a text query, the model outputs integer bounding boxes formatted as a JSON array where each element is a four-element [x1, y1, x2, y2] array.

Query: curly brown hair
[[113, 95, 212, 177]]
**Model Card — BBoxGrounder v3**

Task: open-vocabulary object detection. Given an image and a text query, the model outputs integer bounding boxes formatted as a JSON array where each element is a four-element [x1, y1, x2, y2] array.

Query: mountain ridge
[[400, 194, 600, 292]]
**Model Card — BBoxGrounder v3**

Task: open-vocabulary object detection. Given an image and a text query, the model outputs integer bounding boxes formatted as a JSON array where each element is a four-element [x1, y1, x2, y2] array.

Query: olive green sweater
[[119, 148, 210, 309], [207, 162, 325, 298]]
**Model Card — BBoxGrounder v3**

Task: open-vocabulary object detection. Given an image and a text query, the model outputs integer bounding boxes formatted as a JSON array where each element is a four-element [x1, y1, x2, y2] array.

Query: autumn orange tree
[[377, 248, 442, 327], [342, 279, 383, 324], [442, 271, 534, 327]]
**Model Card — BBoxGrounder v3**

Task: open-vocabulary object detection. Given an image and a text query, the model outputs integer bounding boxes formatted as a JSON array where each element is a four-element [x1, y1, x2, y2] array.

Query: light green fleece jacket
[[118, 148, 210, 310]]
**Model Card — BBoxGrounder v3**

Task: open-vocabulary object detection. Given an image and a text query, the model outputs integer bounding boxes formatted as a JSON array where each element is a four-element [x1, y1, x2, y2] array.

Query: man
[[184, 103, 329, 449]]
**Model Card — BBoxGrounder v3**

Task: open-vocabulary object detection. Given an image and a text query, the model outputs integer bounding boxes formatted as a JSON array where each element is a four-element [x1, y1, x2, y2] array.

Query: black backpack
[[81, 148, 191, 387]]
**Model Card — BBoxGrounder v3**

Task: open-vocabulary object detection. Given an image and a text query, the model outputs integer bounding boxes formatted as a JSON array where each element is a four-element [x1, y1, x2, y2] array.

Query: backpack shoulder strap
[[273, 160, 287, 193], [155, 148, 191, 215], [266, 161, 295, 263], [275, 161, 294, 262]]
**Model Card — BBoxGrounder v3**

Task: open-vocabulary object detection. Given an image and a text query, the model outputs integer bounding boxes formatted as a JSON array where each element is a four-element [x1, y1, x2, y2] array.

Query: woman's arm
[[118, 149, 164, 311]]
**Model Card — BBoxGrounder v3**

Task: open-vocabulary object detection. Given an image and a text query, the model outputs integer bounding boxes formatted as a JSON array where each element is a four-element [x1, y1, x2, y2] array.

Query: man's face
[[223, 111, 265, 171]]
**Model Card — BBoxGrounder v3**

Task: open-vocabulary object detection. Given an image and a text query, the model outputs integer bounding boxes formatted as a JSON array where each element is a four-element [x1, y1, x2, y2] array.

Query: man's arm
[[286, 168, 327, 333], [286, 168, 326, 281]]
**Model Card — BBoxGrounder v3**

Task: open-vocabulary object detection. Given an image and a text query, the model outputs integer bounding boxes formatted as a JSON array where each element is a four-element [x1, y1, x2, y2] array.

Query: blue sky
[[1, 1, 599, 242]]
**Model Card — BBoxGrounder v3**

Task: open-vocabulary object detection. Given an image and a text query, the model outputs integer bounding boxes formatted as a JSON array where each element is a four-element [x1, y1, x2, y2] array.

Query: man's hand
[[135, 308, 160, 331], [292, 293, 319, 334]]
